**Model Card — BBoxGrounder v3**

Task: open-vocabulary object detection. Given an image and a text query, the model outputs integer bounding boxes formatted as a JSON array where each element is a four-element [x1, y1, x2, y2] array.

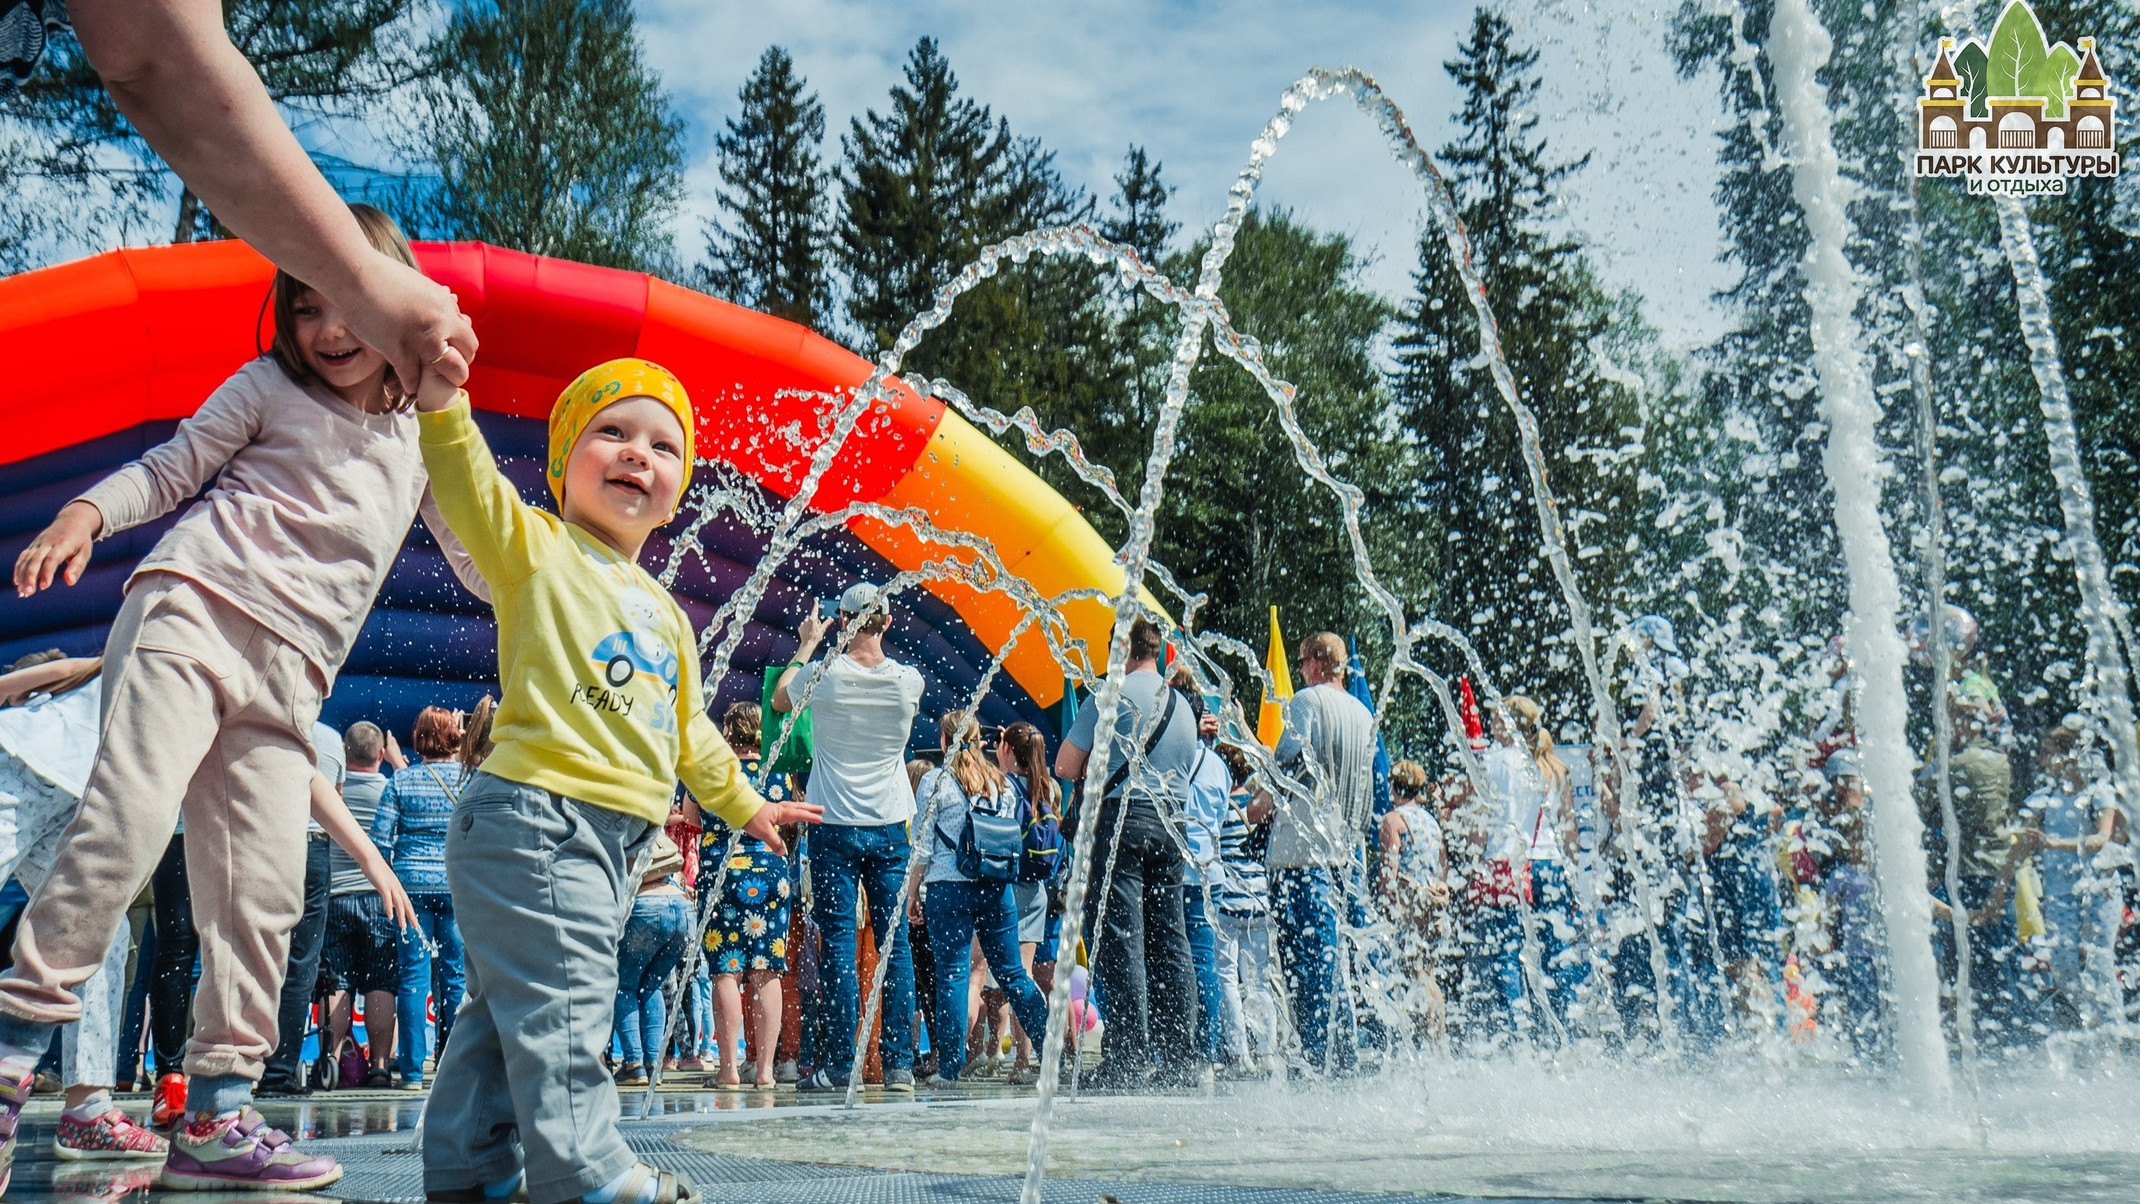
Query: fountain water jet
[[1989, 195, 2140, 834], [1767, 0, 1949, 1104]]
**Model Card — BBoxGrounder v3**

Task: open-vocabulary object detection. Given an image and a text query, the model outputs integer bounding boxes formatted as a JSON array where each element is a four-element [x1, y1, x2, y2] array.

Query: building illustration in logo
[[1914, 1, 2120, 193]]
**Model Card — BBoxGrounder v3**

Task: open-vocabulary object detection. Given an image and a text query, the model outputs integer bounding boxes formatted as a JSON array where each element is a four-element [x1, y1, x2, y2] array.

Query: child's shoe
[[160, 1108, 343, 1191], [0, 1072, 32, 1193], [55, 1105, 168, 1160], [150, 1073, 186, 1128], [582, 1164, 694, 1204], [882, 1068, 915, 1093], [794, 1069, 838, 1093]]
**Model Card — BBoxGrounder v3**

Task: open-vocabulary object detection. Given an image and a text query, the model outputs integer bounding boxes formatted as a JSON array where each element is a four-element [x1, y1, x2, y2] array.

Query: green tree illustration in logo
[[1956, 40, 1990, 120], [1984, 0, 2084, 117], [2038, 42, 2081, 119]]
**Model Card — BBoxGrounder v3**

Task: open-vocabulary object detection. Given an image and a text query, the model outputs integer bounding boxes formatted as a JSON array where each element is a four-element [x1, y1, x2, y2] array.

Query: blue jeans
[[686, 962, 715, 1056], [1183, 887, 1230, 1061], [614, 893, 692, 1068], [1272, 866, 1351, 1073], [396, 891, 465, 1083], [922, 880, 1048, 1081], [808, 823, 915, 1080], [1527, 861, 1590, 1029], [1933, 873, 2033, 1048], [1466, 906, 1527, 1039]]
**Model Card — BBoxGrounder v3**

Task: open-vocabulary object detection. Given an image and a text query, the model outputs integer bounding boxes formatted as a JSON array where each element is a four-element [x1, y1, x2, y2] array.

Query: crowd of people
[[6, 559, 2140, 1173]]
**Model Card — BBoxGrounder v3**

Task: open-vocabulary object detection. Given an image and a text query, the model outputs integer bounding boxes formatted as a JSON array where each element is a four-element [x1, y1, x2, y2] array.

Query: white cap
[[838, 582, 883, 616]]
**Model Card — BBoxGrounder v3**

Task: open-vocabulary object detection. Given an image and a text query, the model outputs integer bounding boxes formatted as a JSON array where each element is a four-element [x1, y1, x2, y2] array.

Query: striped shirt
[[1216, 790, 1268, 916]]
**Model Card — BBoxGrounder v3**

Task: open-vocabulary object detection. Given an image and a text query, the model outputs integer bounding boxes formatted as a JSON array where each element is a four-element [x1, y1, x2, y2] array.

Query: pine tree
[[2, 0, 425, 245], [837, 37, 1066, 351], [1391, 7, 1642, 711], [1103, 146, 1176, 264], [1666, 0, 2135, 749], [1084, 145, 1181, 501], [700, 46, 831, 329], [835, 35, 1125, 511], [403, 0, 684, 273]]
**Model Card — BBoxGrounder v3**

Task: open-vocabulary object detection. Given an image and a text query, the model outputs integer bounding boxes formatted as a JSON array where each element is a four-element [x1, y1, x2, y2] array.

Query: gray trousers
[[423, 773, 654, 1204]]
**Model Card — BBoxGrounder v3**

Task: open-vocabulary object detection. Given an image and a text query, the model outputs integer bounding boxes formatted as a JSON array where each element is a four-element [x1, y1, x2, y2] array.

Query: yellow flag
[[1258, 606, 1293, 748]]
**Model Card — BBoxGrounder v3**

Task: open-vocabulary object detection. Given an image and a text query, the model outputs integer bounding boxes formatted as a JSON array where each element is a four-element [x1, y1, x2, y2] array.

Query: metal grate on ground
[[308, 1125, 1539, 1204]]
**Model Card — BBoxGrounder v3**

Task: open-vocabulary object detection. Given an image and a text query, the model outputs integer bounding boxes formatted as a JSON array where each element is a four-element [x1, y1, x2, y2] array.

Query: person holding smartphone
[[773, 584, 925, 1093]]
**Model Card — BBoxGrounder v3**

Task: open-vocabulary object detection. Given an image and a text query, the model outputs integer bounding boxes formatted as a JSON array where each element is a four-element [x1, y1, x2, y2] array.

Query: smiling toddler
[[409, 358, 818, 1204]]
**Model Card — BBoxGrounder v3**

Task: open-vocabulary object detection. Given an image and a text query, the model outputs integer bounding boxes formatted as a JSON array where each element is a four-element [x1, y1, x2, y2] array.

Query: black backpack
[[1016, 776, 1063, 883]]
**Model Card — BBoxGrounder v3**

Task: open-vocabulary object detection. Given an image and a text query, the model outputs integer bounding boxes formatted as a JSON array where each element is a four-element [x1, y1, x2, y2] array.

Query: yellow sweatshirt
[[417, 399, 763, 830]]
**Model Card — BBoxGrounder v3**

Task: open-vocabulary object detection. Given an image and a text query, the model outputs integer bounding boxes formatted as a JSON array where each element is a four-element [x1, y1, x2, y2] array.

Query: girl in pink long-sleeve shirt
[[3, 205, 480, 1192]]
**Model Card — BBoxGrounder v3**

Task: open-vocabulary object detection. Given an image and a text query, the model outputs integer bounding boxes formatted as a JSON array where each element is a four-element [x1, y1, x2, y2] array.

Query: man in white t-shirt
[[774, 582, 925, 1092], [1247, 632, 1373, 1076]]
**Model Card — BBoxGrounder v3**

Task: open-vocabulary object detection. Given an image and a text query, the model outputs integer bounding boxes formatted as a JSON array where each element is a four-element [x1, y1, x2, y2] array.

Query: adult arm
[[1377, 812, 1404, 898], [1054, 740, 1090, 782], [368, 779, 402, 861], [310, 772, 417, 930], [773, 614, 831, 713], [0, 658, 99, 708], [65, 0, 475, 393]]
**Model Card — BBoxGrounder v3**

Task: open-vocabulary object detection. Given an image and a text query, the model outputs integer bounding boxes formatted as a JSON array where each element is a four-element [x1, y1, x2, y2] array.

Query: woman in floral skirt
[[688, 703, 794, 1090]]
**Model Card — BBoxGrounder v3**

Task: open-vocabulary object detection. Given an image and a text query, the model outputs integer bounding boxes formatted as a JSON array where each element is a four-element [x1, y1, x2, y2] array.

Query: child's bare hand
[[14, 502, 102, 597], [412, 362, 464, 412], [743, 801, 823, 855]]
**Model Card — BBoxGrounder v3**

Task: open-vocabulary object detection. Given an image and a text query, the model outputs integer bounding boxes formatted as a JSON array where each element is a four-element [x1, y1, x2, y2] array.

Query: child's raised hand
[[412, 361, 464, 412], [13, 501, 101, 598]]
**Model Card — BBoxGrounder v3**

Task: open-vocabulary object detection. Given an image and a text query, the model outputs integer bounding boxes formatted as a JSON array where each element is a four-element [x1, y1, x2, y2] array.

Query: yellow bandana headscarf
[[546, 358, 696, 509]]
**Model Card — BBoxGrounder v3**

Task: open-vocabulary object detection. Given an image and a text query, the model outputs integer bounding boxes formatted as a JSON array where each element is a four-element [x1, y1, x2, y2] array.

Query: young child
[[2, 204, 480, 1192], [412, 357, 817, 1204]]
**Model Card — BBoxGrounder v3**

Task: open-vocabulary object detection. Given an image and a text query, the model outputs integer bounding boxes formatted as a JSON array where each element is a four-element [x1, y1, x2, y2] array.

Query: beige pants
[[0, 573, 319, 1083]]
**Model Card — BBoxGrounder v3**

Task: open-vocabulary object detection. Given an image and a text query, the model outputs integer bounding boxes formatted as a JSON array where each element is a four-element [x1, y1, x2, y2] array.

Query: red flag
[[1458, 675, 1486, 750]]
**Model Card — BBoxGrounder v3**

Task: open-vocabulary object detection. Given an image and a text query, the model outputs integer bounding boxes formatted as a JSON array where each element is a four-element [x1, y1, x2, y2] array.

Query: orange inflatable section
[[0, 240, 1128, 707]]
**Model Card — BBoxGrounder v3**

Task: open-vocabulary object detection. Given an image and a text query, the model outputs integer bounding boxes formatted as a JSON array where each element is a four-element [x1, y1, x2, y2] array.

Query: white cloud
[[638, 0, 1733, 350]]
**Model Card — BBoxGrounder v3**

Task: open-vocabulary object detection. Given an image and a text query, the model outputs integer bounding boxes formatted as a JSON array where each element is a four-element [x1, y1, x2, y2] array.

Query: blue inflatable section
[[0, 410, 1045, 749]]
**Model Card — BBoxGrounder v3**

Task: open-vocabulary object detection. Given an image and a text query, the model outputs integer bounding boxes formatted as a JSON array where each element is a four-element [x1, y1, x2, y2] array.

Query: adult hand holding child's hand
[[13, 501, 102, 598], [744, 800, 823, 856], [354, 255, 479, 397]]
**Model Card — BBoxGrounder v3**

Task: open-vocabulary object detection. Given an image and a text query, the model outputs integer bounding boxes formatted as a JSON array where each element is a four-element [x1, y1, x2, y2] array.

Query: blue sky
[[637, 0, 1736, 350]]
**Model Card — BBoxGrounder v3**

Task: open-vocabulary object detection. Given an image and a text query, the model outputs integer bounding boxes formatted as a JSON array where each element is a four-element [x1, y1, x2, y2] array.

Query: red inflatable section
[[0, 240, 942, 513]]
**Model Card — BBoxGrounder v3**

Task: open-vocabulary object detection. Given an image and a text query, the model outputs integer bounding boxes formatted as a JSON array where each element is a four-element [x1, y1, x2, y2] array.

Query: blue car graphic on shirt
[[590, 630, 679, 693]]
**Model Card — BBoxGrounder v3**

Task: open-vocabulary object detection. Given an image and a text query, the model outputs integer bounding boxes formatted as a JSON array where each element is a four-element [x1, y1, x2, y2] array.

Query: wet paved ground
[[7, 1083, 1548, 1204]]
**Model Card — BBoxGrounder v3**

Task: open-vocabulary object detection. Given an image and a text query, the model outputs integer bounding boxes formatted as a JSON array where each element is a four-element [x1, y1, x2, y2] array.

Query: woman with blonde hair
[[905, 711, 1049, 1084], [1486, 695, 1586, 1034]]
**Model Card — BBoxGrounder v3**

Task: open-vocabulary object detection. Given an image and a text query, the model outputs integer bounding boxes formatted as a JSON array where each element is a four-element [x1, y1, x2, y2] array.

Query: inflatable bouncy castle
[[0, 241, 1125, 740]]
